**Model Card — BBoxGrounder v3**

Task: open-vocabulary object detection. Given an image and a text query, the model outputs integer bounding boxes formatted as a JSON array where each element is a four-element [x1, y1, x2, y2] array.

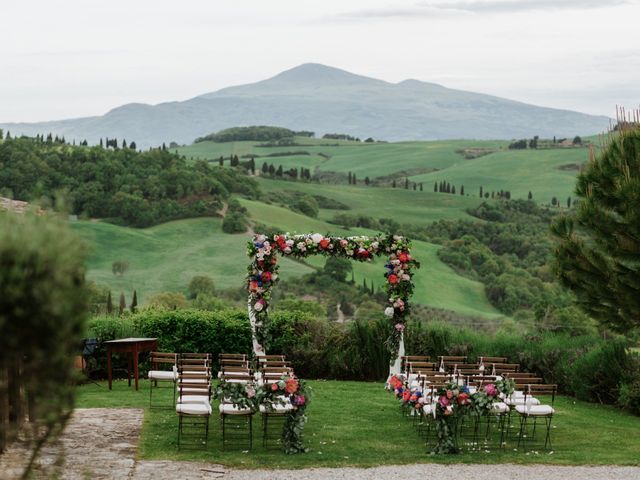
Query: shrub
[[188, 275, 216, 299], [292, 195, 319, 218], [0, 212, 87, 467], [619, 378, 640, 415], [147, 292, 188, 310], [222, 211, 248, 233]]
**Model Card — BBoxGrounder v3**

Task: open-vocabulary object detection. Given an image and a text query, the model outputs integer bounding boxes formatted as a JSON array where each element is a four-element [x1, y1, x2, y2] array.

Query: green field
[[75, 379, 640, 467], [74, 195, 499, 317], [176, 136, 594, 203], [71, 218, 314, 304]]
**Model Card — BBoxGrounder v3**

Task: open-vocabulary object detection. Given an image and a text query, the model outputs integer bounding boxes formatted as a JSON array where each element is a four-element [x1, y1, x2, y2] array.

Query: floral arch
[[246, 233, 420, 377]]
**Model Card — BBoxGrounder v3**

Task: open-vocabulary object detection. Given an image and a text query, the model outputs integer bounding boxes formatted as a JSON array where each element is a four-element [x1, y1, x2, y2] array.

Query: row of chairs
[[394, 369, 557, 450], [402, 355, 520, 376]]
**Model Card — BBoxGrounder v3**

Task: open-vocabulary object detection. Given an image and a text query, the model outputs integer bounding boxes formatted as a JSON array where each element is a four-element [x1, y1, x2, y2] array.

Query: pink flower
[[395, 323, 405, 332], [293, 395, 306, 406], [439, 395, 449, 407], [485, 384, 498, 397]]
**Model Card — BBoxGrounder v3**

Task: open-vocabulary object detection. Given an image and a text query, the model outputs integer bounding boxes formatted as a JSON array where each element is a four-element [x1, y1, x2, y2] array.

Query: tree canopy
[[552, 126, 640, 332], [0, 136, 259, 227]]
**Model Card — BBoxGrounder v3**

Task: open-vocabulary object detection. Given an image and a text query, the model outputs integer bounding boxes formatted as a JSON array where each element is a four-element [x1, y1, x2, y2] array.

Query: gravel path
[[223, 464, 640, 480], [1, 408, 638, 479]]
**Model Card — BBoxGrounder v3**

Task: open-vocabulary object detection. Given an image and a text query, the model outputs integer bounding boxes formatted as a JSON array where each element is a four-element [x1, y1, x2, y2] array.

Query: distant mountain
[[0, 63, 610, 148]]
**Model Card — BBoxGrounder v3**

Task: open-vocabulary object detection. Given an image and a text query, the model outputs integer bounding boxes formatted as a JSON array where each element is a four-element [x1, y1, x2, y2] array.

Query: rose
[[284, 247, 292, 254], [403, 390, 411, 402], [439, 395, 449, 407], [401, 274, 410, 281], [261, 271, 272, 282], [285, 378, 299, 394], [398, 252, 410, 263], [384, 307, 395, 317], [256, 234, 266, 243], [246, 386, 256, 398], [457, 392, 469, 405], [319, 238, 331, 249], [254, 299, 265, 312], [249, 281, 259, 292], [387, 274, 399, 284], [311, 233, 323, 244], [293, 395, 306, 406], [394, 323, 404, 332], [340, 239, 348, 248], [271, 383, 279, 391], [446, 390, 454, 399], [410, 394, 417, 402], [485, 384, 498, 397]]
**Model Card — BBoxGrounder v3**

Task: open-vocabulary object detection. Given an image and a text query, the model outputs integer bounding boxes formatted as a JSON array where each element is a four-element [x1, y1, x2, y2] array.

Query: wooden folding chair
[[516, 384, 557, 450], [147, 352, 178, 408]]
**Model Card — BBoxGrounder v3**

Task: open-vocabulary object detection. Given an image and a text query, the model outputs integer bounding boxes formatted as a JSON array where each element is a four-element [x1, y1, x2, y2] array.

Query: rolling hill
[[1, 63, 610, 148]]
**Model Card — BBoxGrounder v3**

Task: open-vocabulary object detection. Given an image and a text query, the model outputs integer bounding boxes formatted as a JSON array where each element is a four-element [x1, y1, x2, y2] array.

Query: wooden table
[[104, 337, 158, 390]]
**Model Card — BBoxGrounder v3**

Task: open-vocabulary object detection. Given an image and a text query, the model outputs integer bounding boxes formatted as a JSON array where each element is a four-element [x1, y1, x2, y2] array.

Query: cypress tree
[[220, 156, 224, 166], [460, 185, 465, 195], [276, 165, 283, 177], [364, 176, 370, 186], [480, 186, 483, 198], [552, 124, 640, 331], [130, 290, 138, 313], [451, 185, 456, 194], [119, 293, 126, 316], [405, 178, 409, 189], [392, 179, 396, 188], [419, 183, 423, 191], [348, 172, 352, 184], [363, 278, 368, 291], [106, 291, 113, 314], [262, 162, 268, 174], [352, 173, 357, 184], [434, 182, 438, 192], [567, 196, 571, 208], [528, 191, 533, 200], [413, 183, 416, 191]]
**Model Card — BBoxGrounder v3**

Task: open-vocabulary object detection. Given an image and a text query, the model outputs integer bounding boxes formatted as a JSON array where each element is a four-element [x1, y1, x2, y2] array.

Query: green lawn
[[75, 379, 640, 467]]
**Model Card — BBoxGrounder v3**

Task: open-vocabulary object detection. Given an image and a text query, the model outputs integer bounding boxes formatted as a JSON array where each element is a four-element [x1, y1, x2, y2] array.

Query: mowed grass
[[71, 217, 314, 304], [75, 379, 640, 467]]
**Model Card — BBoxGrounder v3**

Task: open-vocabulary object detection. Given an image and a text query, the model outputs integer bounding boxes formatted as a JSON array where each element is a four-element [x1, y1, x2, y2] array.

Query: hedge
[[86, 308, 639, 412]]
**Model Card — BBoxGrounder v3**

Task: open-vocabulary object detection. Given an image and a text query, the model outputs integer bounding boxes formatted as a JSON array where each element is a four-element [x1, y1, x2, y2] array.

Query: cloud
[[336, 0, 635, 20]]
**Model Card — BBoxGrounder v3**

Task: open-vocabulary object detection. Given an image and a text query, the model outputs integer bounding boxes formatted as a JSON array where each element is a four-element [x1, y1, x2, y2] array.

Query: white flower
[[371, 241, 379, 250], [384, 307, 395, 317], [346, 250, 354, 256], [254, 302, 264, 312], [284, 247, 292, 254], [297, 242, 306, 250], [402, 274, 410, 281], [257, 234, 266, 243], [311, 233, 323, 244], [286, 239, 294, 246]]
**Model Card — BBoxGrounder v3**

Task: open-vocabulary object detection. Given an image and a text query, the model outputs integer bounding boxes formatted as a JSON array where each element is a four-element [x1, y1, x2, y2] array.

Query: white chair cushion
[[259, 403, 293, 414], [491, 402, 509, 414], [178, 395, 210, 405], [176, 402, 211, 415], [148, 370, 177, 381], [506, 396, 540, 406], [219, 403, 252, 415], [516, 404, 554, 416]]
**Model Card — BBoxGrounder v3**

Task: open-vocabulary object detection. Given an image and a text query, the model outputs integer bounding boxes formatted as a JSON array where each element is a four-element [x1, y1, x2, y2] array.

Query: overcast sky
[[1, 0, 638, 122]]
